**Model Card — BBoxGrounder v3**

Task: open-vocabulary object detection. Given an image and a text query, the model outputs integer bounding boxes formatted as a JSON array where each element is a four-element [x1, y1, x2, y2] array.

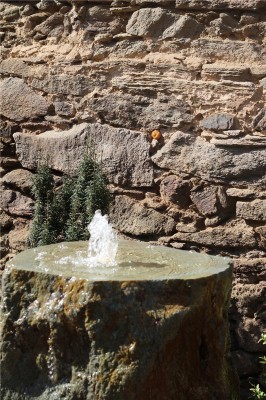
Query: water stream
[[87, 210, 118, 267]]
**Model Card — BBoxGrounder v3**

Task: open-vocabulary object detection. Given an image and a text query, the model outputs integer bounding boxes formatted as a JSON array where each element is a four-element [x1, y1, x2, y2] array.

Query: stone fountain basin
[[1, 240, 239, 400], [7, 239, 230, 280]]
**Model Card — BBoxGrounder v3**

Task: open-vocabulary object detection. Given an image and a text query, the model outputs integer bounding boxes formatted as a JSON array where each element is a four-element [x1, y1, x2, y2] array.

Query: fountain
[[0, 211, 239, 400], [87, 210, 118, 268]]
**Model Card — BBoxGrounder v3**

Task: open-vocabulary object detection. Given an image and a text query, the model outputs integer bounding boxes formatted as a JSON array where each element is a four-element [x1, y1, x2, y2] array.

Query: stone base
[[1, 266, 239, 400]]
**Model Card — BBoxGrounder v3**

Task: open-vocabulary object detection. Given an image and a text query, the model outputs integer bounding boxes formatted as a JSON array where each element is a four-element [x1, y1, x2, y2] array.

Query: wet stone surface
[[0, 242, 239, 400]]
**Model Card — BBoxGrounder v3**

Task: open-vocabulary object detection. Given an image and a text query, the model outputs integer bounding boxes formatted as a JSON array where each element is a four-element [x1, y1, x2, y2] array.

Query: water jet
[[0, 214, 239, 400]]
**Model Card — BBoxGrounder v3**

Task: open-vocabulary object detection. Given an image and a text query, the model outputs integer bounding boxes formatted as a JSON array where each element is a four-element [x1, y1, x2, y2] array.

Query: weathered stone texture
[[231, 257, 266, 393], [126, 8, 173, 38], [190, 186, 230, 217], [162, 15, 204, 39], [54, 101, 75, 117], [33, 12, 64, 36], [88, 93, 192, 130], [160, 175, 191, 206], [173, 220, 257, 249], [0, 190, 33, 217], [14, 123, 154, 187], [1, 258, 238, 400], [0, 78, 48, 121], [253, 108, 266, 131], [200, 113, 237, 131], [0, 58, 31, 78], [152, 132, 266, 186], [2, 169, 34, 194], [110, 195, 176, 236], [31, 74, 91, 96], [236, 200, 266, 221], [175, 0, 266, 9], [0, 210, 13, 230]]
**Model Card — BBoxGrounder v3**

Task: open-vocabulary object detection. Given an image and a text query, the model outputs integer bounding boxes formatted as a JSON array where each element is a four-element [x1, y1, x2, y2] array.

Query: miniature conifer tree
[[65, 155, 105, 241], [86, 165, 111, 222], [29, 153, 111, 246], [28, 164, 55, 247], [54, 175, 76, 240], [65, 152, 111, 241]]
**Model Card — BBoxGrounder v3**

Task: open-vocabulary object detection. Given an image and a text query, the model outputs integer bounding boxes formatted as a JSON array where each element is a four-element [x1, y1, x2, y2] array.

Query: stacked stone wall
[[0, 0, 266, 396]]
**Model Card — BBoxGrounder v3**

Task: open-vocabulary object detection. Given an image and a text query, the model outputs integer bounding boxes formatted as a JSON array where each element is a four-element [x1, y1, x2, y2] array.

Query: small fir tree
[[65, 155, 95, 241], [85, 165, 111, 222], [29, 154, 111, 246], [54, 175, 75, 240], [28, 164, 55, 247]]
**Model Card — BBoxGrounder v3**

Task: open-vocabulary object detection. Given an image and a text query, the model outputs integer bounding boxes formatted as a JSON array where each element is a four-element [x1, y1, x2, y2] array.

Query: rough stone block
[[2, 169, 34, 194], [192, 38, 264, 62], [175, 0, 266, 10], [232, 350, 261, 378], [0, 190, 33, 217], [0, 58, 31, 77], [172, 219, 257, 249], [1, 4, 19, 21], [236, 200, 266, 221], [0, 78, 48, 121], [253, 108, 266, 132], [202, 64, 251, 82], [162, 15, 204, 39], [152, 132, 266, 186], [54, 101, 75, 117], [236, 318, 266, 352], [88, 93, 192, 130], [200, 113, 237, 131], [255, 226, 266, 248], [14, 123, 154, 187], [34, 12, 64, 36], [8, 221, 30, 253], [0, 210, 13, 230], [110, 195, 176, 236], [31, 75, 91, 96], [190, 186, 230, 217], [126, 8, 174, 37], [160, 175, 191, 206], [190, 187, 219, 216], [0, 250, 238, 399], [0, 234, 9, 257]]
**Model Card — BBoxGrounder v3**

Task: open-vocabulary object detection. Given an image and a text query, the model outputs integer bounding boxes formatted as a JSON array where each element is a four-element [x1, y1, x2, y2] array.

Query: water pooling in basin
[[7, 239, 230, 281]]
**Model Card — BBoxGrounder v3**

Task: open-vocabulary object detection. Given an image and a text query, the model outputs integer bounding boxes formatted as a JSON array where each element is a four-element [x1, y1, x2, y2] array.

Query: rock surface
[[1, 257, 238, 400], [200, 113, 237, 131], [110, 195, 176, 236], [236, 200, 266, 221], [0, 78, 48, 121], [1, 169, 34, 194], [14, 123, 154, 187], [152, 132, 266, 186]]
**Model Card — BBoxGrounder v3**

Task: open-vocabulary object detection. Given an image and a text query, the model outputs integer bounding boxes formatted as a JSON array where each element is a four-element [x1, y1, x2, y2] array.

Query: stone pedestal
[[1, 251, 239, 400]]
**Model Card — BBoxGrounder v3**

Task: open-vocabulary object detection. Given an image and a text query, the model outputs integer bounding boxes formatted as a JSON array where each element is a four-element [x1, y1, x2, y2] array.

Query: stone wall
[[0, 0, 265, 396]]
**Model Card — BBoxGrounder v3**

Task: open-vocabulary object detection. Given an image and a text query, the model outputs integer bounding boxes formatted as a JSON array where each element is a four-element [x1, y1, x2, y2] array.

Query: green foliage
[[85, 165, 111, 224], [250, 332, 266, 400], [259, 333, 266, 346], [28, 164, 56, 247], [250, 385, 266, 400], [54, 175, 76, 240], [260, 334, 266, 367], [65, 155, 96, 241], [29, 155, 111, 247]]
